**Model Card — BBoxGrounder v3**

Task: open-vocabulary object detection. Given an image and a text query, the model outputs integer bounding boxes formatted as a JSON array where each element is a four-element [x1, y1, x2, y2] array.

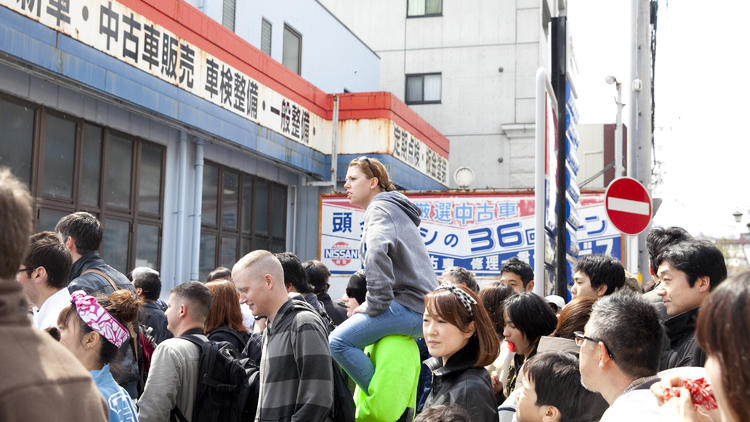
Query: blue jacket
[[91, 365, 138, 422]]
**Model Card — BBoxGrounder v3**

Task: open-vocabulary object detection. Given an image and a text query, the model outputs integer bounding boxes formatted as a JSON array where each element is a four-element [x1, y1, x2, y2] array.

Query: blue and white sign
[[320, 192, 621, 277]]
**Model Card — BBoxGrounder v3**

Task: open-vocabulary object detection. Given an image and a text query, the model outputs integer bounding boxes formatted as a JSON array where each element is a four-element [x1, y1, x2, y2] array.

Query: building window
[[405, 73, 442, 104], [261, 18, 272, 56], [407, 0, 442, 17], [282, 24, 302, 75], [199, 162, 287, 281], [0, 94, 165, 274], [222, 0, 236, 32]]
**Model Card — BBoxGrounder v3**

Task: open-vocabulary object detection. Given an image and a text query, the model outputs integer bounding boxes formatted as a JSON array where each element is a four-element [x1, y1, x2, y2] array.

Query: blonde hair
[[348, 157, 396, 191]]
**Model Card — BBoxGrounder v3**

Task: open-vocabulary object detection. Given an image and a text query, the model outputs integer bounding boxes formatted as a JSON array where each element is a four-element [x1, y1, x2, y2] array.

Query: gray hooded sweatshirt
[[361, 191, 437, 317]]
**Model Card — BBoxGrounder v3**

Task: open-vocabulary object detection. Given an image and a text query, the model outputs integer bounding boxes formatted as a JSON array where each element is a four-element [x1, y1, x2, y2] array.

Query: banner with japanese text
[[320, 192, 621, 277], [1, 0, 328, 152]]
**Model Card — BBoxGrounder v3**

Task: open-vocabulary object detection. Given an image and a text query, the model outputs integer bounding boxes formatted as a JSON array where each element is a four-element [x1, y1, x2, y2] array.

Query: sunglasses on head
[[358, 156, 377, 176]]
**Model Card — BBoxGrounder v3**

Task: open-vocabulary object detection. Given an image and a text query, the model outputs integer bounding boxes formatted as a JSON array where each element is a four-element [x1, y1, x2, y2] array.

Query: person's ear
[[64, 236, 77, 253], [597, 341, 612, 368], [526, 280, 535, 292], [179, 303, 187, 319], [264, 273, 274, 290], [696, 275, 711, 293], [464, 321, 476, 339], [33, 266, 48, 284], [82, 330, 100, 350], [541, 405, 561, 422], [369, 176, 379, 190], [595, 284, 608, 298]]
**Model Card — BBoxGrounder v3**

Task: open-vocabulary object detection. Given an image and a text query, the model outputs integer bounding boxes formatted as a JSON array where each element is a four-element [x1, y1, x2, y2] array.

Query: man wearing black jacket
[[304, 259, 347, 325], [655, 240, 727, 370], [56, 212, 134, 295]]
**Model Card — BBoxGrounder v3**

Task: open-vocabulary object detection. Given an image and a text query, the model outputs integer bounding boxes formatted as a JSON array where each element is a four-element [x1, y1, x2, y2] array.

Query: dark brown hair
[[23, 231, 72, 290], [696, 271, 750, 422], [58, 289, 142, 366], [0, 167, 33, 278], [207, 266, 232, 282], [205, 280, 247, 333], [554, 296, 596, 339], [424, 285, 500, 367], [348, 156, 396, 192], [55, 211, 103, 254], [479, 281, 514, 337]]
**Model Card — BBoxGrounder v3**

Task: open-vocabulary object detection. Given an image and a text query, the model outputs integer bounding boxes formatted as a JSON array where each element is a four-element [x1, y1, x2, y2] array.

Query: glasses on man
[[17, 267, 34, 275], [573, 331, 616, 361]]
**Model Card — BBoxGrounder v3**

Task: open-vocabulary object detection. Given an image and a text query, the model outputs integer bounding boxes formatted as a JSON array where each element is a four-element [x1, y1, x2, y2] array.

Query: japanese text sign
[[321, 192, 622, 276], [2, 0, 327, 151]]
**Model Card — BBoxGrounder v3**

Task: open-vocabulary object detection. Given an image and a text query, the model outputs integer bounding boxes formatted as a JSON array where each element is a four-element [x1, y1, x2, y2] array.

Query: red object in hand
[[662, 377, 718, 411], [506, 340, 515, 353]]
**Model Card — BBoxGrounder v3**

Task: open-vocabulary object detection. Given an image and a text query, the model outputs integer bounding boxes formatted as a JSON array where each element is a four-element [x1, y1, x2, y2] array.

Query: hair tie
[[70, 290, 130, 348], [435, 283, 477, 317]]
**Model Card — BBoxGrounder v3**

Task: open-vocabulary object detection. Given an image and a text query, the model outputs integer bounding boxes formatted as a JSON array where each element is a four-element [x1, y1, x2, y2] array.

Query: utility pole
[[629, 0, 654, 277], [551, 16, 570, 297]]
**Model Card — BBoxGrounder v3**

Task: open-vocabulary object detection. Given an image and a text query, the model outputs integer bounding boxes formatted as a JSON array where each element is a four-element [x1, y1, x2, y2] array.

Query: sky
[[568, 1, 750, 239]]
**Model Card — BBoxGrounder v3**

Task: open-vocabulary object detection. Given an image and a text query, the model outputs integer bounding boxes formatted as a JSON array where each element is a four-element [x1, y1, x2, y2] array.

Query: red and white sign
[[605, 178, 652, 235]]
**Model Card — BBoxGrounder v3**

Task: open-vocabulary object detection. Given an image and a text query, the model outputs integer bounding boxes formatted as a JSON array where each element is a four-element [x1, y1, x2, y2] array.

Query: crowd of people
[[1, 157, 749, 422]]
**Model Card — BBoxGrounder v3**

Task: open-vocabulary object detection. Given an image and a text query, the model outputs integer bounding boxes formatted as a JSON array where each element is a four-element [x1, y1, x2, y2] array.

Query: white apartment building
[[320, 0, 563, 189]]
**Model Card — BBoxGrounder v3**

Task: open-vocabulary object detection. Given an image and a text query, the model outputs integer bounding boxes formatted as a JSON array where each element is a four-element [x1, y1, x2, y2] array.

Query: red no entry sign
[[605, 177, 652, 235]]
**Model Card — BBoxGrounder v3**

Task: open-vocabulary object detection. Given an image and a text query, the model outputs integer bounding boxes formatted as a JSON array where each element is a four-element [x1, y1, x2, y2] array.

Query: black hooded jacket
[[422, 337, 497, 422], [659, 307, 705, 370]]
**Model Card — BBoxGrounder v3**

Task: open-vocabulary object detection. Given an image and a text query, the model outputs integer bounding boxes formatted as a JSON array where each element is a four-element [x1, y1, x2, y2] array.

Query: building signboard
[[391, 121, 449, 186], [1, 0, 329, 152], [321, 192, 622, 278]]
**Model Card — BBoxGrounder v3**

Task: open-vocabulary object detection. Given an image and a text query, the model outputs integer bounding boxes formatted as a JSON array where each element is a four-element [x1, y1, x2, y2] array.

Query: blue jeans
[[329, 301, 424, 391]]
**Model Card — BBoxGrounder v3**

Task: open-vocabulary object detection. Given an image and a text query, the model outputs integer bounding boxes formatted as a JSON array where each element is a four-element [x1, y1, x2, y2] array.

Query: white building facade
[[320, 0, 562, 189]]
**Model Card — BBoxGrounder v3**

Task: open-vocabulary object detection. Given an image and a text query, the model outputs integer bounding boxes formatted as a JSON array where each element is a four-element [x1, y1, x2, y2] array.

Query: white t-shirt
[[600, 389, 660, 422], [33, 288, 72, 330]]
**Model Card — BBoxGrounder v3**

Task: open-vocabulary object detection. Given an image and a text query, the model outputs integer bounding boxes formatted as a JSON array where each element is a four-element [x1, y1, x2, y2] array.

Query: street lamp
[[606, 76, 625, 179], [733, 210, 743, 223]]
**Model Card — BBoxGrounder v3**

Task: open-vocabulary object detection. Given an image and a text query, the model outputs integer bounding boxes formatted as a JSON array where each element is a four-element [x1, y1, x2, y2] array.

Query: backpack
[[171, 335, 260, 422], [136, 325, 156, 397], [208, 326, 251, 352], [289, 300, 355, 422]]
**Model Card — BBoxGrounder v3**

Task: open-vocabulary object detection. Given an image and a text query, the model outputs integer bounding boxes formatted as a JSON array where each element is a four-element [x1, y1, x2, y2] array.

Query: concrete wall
[[189, 0, 381, 94], [320, 0, 549, 189], [577, 124, 606, 189]]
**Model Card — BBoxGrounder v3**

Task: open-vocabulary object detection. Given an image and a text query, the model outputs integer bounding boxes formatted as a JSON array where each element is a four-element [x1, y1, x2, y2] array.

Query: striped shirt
[[256, 299, 333, 422]]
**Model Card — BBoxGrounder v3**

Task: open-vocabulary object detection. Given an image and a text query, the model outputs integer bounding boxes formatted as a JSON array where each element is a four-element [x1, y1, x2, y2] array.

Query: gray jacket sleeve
[[137, 343, 183, 422], [363, 206, 396, 317]]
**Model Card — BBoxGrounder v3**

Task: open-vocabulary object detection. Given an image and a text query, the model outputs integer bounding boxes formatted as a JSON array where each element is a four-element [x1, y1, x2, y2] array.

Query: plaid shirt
[[256, 299, 333, 422]]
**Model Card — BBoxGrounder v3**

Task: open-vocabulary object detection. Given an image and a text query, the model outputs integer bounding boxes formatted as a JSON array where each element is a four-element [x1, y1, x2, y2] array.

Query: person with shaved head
[[233, 250, 333, 422]]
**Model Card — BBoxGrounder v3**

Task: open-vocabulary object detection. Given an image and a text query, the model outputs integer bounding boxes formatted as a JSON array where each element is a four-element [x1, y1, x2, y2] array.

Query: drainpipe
[[290, 184, 298, 253], [534, 68, 547, 297], [189, 140, 204, 281], [174, 132, 188, 286], [307, 94, 339, 188]]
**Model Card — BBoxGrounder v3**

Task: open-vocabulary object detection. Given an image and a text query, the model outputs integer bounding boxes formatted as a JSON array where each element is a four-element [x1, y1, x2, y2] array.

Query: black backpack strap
[[170, 407, 189, 422], [178, 333, 206, 348], [170, 333, 206, 420]]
